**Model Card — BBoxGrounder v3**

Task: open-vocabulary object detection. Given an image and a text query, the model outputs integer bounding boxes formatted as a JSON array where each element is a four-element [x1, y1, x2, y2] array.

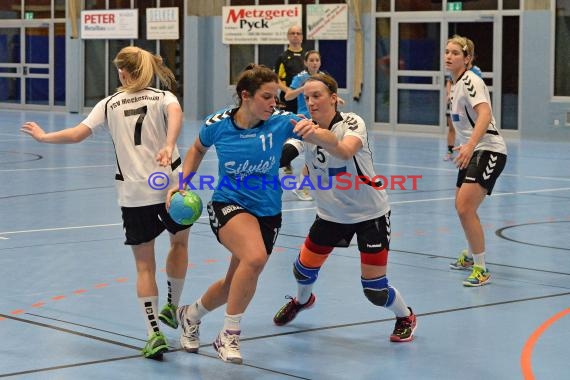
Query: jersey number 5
[[124, 105, 148, 145]]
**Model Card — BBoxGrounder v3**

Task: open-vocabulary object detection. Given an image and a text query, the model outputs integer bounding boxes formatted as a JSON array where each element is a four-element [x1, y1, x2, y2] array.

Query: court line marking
[[0, 312, 309, 379], [520, 307, 570, 380], [7, 291, 565, 378], [5, 292, 567, 379], [373, 162, 570, 181], [1, 154, 569, 182], [2, 187, 570, 237]]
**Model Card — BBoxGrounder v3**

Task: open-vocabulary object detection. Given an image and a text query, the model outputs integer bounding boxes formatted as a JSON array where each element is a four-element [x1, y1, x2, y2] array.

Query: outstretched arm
[[156, 102, 183, 167], [292, 119, 362, 160], [21, 122, 92, 143]]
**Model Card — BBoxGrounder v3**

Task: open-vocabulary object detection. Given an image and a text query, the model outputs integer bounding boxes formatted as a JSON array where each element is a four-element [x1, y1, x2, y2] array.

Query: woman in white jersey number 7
[[445, 35, 507, 286], [21, 46, 190, 359], [273, 73, 418, 343]]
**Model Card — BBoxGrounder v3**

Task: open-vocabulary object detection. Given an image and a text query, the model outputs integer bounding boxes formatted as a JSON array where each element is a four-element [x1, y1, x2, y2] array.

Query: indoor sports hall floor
[[1, 110, 568, 380]]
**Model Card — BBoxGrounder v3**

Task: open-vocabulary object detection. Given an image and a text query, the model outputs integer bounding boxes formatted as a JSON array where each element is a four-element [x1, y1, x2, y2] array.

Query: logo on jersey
[[345, 115, 360, 131], [463, 77, 477, 98], [205, 109, 232, 126], [225, 156, 276, 179]]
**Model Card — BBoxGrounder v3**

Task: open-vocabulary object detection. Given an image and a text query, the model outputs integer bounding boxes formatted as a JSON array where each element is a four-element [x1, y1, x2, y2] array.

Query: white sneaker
[[177, 305, 200, 353], [292, 188, 313, 201], [213, 329, 242, 364]]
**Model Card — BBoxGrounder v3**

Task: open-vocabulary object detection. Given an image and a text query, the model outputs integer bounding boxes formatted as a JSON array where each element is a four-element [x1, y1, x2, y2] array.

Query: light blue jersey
[[290, 70, 322, 117], [199, 107, 299, 216], [470, 65, 482, 78]]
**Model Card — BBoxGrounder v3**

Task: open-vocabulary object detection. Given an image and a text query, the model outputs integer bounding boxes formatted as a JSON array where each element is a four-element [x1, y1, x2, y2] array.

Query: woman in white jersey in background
[[21, 46, 190, 359], [445, 35, 507, 286], [273, 73, 417, 343], [443, 38, 482, 161]]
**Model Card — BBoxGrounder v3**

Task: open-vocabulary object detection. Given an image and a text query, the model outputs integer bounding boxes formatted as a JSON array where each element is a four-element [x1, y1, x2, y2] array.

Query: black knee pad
[[363, 288, 389, 306]]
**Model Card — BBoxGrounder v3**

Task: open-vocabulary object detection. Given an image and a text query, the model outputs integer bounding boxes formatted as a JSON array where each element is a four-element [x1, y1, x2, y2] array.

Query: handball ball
[[169, 191, 203, 225]]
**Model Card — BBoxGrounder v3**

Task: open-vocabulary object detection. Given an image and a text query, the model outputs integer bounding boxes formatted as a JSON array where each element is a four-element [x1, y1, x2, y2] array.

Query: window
[[228, 0, 347, 88], [555, 0, 570, 96]]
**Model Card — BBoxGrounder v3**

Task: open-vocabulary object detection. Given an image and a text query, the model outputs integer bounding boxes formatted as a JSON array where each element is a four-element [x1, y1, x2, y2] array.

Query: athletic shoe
[[443, 152, 454, 161], [463, 265, 491, 287], [292, 188, 313, 201], [177, 305, 200, 353], [142, 331, 169, 359], [273, 294, 316, 326], [213, 330, 242, 364], [390, 307, 417, 342], [449, 249, 474, 270], [283, 165, 294, 175], [158, 303, 178, 329]]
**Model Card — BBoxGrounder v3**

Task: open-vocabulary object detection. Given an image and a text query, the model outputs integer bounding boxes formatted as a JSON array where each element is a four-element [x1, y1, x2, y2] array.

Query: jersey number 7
[[124, 105, 148, 145]]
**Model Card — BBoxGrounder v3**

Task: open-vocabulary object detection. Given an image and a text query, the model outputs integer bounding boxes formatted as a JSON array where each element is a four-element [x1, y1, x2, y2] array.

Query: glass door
[[392, 17, 498, 132], [394, 20, 442, 130], [0, 22, 53, 109], [0, 26, 22, 105]]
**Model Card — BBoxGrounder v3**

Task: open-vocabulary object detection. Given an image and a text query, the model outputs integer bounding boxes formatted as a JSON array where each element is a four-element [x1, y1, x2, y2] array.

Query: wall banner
[[222, 5, 302, 45], [81, 9, 138, 39], [306, 4, 348, 40], [147, 7, 179, 40]]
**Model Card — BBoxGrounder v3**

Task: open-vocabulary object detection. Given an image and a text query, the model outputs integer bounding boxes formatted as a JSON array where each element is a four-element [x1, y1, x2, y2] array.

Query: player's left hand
[[156, 146, 173, 167], [453, 143, 474, 169]]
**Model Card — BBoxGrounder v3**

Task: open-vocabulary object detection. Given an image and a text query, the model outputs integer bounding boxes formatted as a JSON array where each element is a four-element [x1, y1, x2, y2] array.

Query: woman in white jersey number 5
[[445, 35, 507, 287], [21, 46, 190, 359], [273, 73, 417, 343]]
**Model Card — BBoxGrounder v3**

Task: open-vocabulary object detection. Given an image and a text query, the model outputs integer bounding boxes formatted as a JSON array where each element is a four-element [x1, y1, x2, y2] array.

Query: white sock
[[472, 251, 486, 270], [139, 296, 160, 336], [297, 284, 313, 305], [187, 298, 210, 323], [385, 287, 411, 318], [166, 276, 185, 306], [223, 313, 243, 332], [465, 243, 473, 258]]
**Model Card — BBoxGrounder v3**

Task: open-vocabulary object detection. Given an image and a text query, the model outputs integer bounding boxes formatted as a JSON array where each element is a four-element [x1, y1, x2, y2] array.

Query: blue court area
[[0, 110, 568, 379]]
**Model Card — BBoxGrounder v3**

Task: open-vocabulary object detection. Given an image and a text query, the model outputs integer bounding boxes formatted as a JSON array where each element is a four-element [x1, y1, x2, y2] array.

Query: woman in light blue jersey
[[170, 64, 336, 364]]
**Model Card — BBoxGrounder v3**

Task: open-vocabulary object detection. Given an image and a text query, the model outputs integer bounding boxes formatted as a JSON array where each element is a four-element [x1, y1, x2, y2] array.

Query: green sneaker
[[142, 331, 169, 359], [449, 249, 474, 270], [159, 303, 178, 329], [463, 265, 491, 287]]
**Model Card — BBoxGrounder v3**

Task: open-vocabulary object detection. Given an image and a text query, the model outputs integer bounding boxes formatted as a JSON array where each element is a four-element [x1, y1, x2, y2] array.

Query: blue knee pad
[[361, 276, 395, 307], [293, 258, 319, 285]]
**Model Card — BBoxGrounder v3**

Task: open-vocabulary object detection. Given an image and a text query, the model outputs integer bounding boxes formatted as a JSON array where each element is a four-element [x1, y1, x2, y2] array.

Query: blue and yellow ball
[[168, 191, 203, 225]]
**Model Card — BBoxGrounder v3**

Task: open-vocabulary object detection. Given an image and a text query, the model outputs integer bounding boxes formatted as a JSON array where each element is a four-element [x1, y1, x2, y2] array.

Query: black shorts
[[307, 212, 391, 253], [456, 150, 507, 195], [206, 201, 282, 255], [121, 203, 191, 245]]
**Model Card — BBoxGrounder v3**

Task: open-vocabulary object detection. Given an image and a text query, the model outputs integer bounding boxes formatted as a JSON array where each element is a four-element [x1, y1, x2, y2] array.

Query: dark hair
[[235, 64, 278, 105], [305, 72, 338, 94]]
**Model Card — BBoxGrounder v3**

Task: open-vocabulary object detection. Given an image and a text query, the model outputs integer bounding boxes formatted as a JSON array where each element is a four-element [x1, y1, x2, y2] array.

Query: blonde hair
[[113, 46, 176, 93], [447, 35, 474, 58]]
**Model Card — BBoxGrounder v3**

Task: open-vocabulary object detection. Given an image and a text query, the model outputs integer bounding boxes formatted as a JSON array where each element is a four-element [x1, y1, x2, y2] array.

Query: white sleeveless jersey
[[450, 71, 507, 154], [82, 88, 182, 207], [295, 112, 390, 223]]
